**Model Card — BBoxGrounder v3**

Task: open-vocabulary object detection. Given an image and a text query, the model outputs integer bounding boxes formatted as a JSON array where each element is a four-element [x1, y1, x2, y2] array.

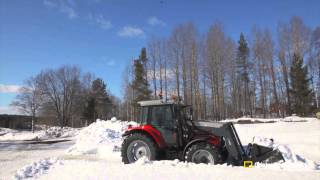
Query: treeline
[[12, 65, 120, 129], [122, 16, 320, 121]]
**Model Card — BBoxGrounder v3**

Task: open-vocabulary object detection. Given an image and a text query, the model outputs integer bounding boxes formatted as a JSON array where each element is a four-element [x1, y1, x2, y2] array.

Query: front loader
[[193, 121, 284, 165], [121, 100, 284, 166]]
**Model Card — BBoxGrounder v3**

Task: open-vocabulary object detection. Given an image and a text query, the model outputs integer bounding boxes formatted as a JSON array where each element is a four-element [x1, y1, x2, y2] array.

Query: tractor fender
[[123, 125, 167, 148], [182, 136, 220, 159]]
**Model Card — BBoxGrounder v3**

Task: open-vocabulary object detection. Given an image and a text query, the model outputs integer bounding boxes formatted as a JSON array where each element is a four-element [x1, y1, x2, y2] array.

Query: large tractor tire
[[185, 142, 221, 165], [121, 133, 158, 164]]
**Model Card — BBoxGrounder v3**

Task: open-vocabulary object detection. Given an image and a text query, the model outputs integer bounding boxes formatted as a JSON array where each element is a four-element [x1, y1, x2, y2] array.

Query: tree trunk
[[279, 53, 292, 115], [270, 59, 280, 117]]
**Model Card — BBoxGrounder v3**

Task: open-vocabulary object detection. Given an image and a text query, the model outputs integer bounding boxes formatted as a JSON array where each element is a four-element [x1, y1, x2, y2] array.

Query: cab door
[[149, 105, 177, 147]]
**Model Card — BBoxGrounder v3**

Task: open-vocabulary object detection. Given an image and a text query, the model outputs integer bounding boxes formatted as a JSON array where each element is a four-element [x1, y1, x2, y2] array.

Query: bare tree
[[11, 77, 43, 132], [37, 65, 83, 127], [308, 27, 320, 109], [148, 38, 158, 98], [190, 35, 201, 120], [224, 38, 237, 118], [162, 39, 169, 101], [168, 30, 180, 99], [198, 36, 208, 119], [252, 26, 270, 117], [264, 29, 280, 116], [204, 22, 228, 120]]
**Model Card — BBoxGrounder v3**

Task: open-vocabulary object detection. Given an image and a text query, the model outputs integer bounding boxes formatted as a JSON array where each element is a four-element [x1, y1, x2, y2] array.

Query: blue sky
[[0, 0, 319, 114]]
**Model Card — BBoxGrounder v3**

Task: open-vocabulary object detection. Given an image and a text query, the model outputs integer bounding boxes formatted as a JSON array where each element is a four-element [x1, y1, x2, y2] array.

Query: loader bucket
[[248, 143, 284, 163]]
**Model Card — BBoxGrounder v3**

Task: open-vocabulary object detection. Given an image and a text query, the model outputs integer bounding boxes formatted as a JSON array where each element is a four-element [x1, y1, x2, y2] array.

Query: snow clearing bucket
[[247, 143, 284, 164]]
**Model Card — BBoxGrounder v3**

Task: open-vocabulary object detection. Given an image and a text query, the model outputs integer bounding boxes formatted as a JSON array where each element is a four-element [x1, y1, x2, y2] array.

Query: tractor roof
[[138, 100, 177, 106]]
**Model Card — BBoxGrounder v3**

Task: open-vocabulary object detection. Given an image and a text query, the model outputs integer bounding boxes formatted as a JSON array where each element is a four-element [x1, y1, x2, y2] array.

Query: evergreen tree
[[132, 48, 152, 105], [83, 97, 96, 124], [236, 33, 251, 115], [140, 47, 147, 66], [289, 53, 314, 116], [83, 78, 112, 123], [139, 47, 148, 82]]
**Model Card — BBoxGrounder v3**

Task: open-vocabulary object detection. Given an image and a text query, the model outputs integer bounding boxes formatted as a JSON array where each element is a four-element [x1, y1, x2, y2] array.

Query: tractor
[[121, 100, 284, 165]]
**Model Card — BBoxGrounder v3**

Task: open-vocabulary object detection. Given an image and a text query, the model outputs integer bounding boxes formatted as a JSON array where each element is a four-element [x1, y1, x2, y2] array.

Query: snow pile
[[0, 127, 17, 136], [0, 126, 79, 141], [253, 136, 319, 170], [14, 158, 59, 180], [110, 117, 117, 121], [67, 119, 137, 155], [282, 115, 313, 122], [39, 127, 78, 139], [0, 131, 42, 141], [222, 117, 280, 123]]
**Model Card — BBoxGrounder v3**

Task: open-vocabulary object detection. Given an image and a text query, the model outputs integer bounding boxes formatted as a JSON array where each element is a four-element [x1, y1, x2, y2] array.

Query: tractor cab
[[136, 100, 192, 148]]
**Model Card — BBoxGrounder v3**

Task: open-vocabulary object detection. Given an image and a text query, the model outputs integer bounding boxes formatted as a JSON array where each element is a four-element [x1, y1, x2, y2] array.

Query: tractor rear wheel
[[121, 133, 158, 164], [185, 142, 221, 164]]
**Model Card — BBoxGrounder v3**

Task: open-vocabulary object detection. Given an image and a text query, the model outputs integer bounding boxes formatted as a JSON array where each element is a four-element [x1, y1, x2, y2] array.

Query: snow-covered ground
[[235, 119, 320, 162], [1, 116, 319, 180], [0, 141, 74, 180], [221, 115, 314, 123], [0, 126, 78, 180]]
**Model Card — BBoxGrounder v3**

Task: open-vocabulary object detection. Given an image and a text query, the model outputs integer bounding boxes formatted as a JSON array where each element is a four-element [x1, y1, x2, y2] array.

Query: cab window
[[150, 106, 174, 128], [139, 106, 148, 124]]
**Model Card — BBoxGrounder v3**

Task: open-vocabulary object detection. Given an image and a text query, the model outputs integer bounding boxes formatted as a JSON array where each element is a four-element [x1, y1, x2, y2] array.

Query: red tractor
[[121, 100, 283, 165]]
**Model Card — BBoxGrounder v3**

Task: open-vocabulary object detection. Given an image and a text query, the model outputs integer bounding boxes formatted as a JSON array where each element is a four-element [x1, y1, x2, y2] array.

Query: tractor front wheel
[[121, 133, 158, 164], [185, 142, 221, 164]]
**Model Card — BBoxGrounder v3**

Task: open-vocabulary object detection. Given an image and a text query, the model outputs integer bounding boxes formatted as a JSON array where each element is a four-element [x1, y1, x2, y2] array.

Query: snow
[[252, 137, 319, 170], [0, 127, 17, 136], [0, 140, 74, 179], [12, 156, 319, 180], [282, 115, 316, 122], [2, 117, 319, 180], [21, 159, 320, 180], [14, 158, 60, 180], [0, 126, 78, 179], [235, 120, 320, 161], [0, 126, 79, 141], [110, 117, 117, 122], [221, 115, 318, 123]]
